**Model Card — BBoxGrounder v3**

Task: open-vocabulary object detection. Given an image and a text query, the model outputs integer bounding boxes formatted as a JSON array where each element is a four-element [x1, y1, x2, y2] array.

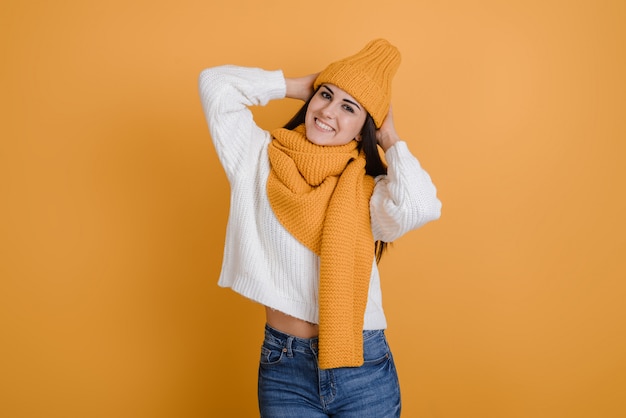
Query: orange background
[[1, 0, 625, 417]]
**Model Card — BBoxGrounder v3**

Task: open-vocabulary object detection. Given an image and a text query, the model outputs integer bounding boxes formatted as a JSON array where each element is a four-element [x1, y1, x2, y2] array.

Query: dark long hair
[[283, 89, 389, 262]]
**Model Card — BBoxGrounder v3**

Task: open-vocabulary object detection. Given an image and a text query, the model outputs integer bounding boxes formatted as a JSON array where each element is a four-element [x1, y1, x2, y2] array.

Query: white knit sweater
[[198, 65, 441, 330]]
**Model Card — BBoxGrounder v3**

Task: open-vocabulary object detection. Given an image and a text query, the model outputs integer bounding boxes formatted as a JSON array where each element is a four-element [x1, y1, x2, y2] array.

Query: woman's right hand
[[285, 73, 319, 101]]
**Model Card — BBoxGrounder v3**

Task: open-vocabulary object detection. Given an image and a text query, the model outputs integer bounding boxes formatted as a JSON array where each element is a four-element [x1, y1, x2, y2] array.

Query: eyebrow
[[322, 85, 362, 111]]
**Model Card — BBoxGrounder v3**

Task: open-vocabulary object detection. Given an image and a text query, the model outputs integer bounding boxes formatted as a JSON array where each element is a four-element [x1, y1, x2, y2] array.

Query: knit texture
[[199, 65, 442, 367], [267, 124, 376, 368], [314, 39, 401, 128]]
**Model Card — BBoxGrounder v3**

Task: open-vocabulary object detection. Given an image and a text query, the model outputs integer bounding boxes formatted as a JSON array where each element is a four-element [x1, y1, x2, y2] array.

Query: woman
[[199, 39, 441, 417]]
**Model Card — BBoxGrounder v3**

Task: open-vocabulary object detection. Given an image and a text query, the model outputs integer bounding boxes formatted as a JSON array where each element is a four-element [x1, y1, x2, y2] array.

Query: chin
[[305, 137, 325, 146], [303, 127, 325, 145]]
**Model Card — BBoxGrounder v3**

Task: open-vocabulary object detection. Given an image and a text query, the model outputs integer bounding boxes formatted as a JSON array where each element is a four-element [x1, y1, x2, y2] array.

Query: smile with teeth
[[315, 118, 334, 132]]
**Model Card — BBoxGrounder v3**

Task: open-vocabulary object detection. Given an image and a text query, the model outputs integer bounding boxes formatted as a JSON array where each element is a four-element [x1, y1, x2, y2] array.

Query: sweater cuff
[[384, 141, 420, 169], [264, 69, 287, 103]]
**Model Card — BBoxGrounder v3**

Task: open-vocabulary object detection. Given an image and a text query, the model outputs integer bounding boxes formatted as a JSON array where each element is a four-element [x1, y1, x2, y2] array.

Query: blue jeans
[[258, 324, 401, 417]]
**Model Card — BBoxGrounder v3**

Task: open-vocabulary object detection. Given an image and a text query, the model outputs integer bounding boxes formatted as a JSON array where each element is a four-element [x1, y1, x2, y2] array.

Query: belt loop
[[311, 338, 318, 354], [285, 336, 294, 358]]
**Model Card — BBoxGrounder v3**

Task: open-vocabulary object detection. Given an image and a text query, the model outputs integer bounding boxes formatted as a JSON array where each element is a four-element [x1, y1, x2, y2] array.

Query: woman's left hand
[[376, 105, 401, 152]]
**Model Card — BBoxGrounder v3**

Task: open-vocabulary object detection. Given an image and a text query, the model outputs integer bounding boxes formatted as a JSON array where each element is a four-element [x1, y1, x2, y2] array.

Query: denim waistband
[[263, 323, 384, 356]]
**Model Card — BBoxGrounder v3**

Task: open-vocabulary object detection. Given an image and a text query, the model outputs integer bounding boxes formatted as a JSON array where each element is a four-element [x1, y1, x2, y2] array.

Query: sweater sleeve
[[198, 65, 286, 178], [370, 141, 442, 242]]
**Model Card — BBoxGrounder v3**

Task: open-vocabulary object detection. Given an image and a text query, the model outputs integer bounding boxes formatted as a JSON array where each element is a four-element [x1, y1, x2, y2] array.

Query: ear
[[355, 134, 362, 142]]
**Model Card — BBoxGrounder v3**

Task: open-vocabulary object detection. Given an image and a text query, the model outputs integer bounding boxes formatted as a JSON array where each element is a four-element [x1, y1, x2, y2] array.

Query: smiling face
[[304, 84, 367, 146]]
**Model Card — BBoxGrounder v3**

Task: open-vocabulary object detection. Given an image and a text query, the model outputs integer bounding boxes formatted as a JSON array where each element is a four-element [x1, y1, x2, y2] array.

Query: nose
[[321, 102, 338, 119]]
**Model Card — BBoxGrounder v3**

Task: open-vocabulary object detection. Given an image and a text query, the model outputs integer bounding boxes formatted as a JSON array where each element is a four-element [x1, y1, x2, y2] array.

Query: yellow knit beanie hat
[[314, 39, 401, 128]]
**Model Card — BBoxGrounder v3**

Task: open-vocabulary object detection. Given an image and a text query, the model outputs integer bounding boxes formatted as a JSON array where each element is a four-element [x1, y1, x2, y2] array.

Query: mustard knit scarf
[[267, 124, 375, 369]]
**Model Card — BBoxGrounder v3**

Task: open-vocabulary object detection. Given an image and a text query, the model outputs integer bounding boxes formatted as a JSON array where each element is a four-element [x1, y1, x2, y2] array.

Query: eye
[[342, 104, 355, 113], [320, 91, 332, 100]]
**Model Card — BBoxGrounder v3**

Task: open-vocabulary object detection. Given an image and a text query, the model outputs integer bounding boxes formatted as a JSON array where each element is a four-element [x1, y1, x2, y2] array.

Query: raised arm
[[198, 65, 286, 178], [370, 108, 442, 242]]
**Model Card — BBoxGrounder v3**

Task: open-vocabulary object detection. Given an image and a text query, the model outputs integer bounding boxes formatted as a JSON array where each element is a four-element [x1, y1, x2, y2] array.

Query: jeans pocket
[[260, 345, 285, 365], [362, 331, 391, 365], [363, 351, 390, 365]]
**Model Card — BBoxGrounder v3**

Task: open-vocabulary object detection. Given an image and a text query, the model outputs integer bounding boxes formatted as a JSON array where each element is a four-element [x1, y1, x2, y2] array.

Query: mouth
[[314, 118, 334, 132]]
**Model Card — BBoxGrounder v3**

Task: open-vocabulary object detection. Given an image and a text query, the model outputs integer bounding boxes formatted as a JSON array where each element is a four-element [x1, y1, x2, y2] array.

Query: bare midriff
[[265, 306, 319, 339]]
